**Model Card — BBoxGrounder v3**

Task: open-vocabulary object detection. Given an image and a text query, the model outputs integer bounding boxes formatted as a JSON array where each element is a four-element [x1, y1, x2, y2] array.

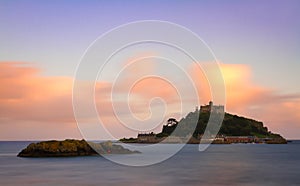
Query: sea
[[0, 141, 300, 186]]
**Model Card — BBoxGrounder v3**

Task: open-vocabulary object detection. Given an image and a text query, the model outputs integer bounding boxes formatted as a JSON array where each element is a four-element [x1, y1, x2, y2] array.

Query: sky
[[1, 0, 300, 140]]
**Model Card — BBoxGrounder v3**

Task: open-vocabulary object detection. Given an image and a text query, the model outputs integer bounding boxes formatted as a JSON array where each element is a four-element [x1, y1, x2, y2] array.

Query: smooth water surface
[[0, 141, 299, 186]]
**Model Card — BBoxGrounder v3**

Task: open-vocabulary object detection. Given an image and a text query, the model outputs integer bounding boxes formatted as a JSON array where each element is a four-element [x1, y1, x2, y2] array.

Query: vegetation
[[157, 111, 285, 140]]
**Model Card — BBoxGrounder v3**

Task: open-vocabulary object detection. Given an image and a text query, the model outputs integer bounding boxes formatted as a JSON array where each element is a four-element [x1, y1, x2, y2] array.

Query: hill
[[121, 102, 287, 144], [159, 111, 285, 141]]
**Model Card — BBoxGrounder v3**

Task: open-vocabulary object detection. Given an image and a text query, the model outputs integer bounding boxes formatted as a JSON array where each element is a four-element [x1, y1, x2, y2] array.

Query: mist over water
[[1, 141, 300, 185]]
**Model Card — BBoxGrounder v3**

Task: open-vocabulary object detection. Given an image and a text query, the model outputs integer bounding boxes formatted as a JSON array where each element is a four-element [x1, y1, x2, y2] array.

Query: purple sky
[[1, 0, 300, 139]]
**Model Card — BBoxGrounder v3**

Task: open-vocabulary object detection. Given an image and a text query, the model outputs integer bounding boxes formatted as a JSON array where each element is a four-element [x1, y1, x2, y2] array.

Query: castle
[[136, 101, 224, 142], [198, 101, 224, 114]]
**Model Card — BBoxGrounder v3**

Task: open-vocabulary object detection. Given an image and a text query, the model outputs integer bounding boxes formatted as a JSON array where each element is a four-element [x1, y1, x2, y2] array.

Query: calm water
[[0, 141, 300, 186]]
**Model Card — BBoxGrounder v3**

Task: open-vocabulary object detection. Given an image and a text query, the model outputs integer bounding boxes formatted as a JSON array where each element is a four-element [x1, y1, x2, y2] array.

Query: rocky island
[[120, 101, 287, 144], [18, 139, 140, 157]]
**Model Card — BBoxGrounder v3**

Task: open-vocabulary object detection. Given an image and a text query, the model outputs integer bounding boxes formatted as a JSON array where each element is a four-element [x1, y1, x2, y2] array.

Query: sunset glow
[[1, 60, 299, 140], [1, 0, 299, 140]]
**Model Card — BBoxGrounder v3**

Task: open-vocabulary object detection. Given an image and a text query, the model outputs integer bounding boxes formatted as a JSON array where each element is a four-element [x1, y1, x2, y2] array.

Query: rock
[[17, 139, 140, 157], [265, 137, 287, 144]]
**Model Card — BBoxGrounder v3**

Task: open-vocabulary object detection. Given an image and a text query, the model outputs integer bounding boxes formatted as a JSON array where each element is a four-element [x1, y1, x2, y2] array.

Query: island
[[18, 139, 140, 157], [120, 101, 287, 144]]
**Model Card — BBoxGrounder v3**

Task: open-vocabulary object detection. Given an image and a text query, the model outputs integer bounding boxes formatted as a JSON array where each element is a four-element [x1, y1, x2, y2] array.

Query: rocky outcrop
[[17, 139, 139, 157]]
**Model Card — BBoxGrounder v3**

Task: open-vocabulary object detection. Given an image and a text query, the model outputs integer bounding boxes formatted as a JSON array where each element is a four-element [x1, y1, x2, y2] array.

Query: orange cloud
[[0, 62, 81, 140], [0, 62, 74, 123], [95, 60, 184, 137], [1, 61, 299, 140], [190, 62, 300, 138]]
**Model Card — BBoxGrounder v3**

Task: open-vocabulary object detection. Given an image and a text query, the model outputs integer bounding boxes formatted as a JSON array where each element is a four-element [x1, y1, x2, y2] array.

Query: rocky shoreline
[[120, 136, 287, 144], [17, 139, 140, 157]]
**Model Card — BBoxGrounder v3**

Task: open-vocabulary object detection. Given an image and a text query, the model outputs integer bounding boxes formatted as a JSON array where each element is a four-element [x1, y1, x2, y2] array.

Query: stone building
[[200, 101, 224, 114]]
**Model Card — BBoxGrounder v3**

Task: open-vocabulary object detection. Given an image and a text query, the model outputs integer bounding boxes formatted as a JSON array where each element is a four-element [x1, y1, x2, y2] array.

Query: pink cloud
[[1, 61, 299, 140], [0, 62, 81, 140], [190, 62, 300, 138], [0, 62, 74, 123], [94, 61, 183, 137]]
